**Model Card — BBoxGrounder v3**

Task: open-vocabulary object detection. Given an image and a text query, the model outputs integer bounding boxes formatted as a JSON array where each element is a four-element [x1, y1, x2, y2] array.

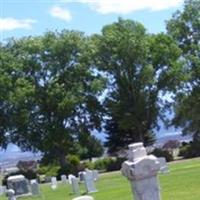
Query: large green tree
[[167, 0, 200, 141], [92, 19, 181, 153], [8, 31, 105, 167]]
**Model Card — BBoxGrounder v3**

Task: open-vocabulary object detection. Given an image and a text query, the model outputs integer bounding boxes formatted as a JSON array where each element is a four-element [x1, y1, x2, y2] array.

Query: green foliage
[[5, 30, 105, 167], [179, 141, 200, 158], [92, 18, 181, 153], [151, 148, 174, 162], [167, 0, 200, 140]]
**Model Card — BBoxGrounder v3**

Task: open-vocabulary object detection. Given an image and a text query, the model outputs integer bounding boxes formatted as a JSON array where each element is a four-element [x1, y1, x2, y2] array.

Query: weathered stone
[[68, 174, 76, 184], [61, 175, 67, 184], [158, 157, 169, 174], [30, 180, 40, 196], [92, 170, 99, 181], [71, 177, 80, 195], [0, 186, 7, 196], [51, 177, 57, 190], [83, 170, 97, 193], [6, 189, 16, 200], [7, 175, 31, 196], [121, 143, 161, 200], [78, 171, 86, 182]]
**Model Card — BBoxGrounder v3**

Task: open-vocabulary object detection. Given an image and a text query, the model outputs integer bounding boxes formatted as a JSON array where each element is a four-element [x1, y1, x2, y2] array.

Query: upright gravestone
[[78, 171, 86, 182], [71, 177, 80, 195], [83, 170, 97, 193], [68, 174, 76, 185], [7, 175, 31, 196], [51, 177, 57, 190], [6, 189, 16, 200], [158, 157, 169, 174], [0, 186, 7, 196], [61, 175, 67, 184], [121, 143, 161, 200], [92, 170, 99, 181], [30, 180, 40, 196]]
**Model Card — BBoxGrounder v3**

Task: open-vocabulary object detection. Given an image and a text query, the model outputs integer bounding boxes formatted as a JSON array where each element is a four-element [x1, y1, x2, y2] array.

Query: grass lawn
[[1, 158, 200, 200]]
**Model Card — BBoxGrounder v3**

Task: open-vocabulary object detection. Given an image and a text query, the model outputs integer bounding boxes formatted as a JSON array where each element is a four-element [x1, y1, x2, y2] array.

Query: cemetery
[[0, 0, 200, 200]]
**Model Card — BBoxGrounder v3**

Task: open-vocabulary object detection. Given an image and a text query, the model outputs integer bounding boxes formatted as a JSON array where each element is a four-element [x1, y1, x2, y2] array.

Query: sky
[[0, 0, 184, 153], [0, 0, 184, 42]]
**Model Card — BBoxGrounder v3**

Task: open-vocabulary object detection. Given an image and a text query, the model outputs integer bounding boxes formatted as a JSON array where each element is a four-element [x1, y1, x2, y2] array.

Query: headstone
[[72, 195, 94, 200], [7, 175, 31, 196], [45, 176, 51, 183], [158, 157, 169, 173], [30, 180, 40, 196], [68, 174, 76, 185], [6, 189, 16, 200], [83, 170, 97, 193], [61, 175, 67, 184], [51, 177, 57, 190], [71, 177, 80, 195], [0, 186, 7, 196], [92, 170, 99, 181], [121, 143, 161, 200], [78, 171, 86, 182]]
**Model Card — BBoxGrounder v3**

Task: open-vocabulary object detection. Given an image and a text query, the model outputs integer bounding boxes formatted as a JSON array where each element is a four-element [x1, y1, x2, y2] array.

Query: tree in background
[[7, 31, 105, 167], [93, 19, 182, 153], [167, 0, 200, 141]]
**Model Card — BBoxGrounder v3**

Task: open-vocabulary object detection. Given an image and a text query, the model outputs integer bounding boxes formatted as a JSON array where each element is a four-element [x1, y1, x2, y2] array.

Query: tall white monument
[[121, 143, 161, 200]]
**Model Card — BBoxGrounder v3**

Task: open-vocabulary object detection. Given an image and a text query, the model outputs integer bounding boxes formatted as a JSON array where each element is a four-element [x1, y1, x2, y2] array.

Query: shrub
[[179, 141, 200, 158], [151, 148, 173, 162]]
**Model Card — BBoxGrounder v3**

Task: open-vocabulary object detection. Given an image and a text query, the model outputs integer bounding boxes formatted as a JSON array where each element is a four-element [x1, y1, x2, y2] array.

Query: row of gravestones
[[51, 169, 99, 195]]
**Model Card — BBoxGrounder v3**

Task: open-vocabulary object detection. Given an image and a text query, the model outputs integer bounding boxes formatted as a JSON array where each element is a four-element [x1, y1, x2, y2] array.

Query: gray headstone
[[61, 175, 67, 184], [0, 186, 7, 196], [6, 189, 16, 200], [71, 177, 80, 195], [30, 180, 40, 196], [158, 157, 169, 173], [7, 175, 30, 196], [78, 171, 86, 182], [83, 170, 97, 193]]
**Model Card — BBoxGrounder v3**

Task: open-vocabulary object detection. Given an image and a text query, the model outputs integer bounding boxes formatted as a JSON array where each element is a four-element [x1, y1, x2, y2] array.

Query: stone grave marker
[[78, 171, 86, 182], [68, 174, 75, 185], [6, 189, 16, 200], [61, 175, 67, 184], [71, 177, 80, 195], [0, 186, 7, 196], [72, 195, 94, 200], [30, 180, 40, 196], [158, 157, 169, 174], [7, 175, 31, 196], [121, 142, 161, 200], [51, 177, 57, 190], [92, 170, 99, 181], [83, 170, 97, 193]]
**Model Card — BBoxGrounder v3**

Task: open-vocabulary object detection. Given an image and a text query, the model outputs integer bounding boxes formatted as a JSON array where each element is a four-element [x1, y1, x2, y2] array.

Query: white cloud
[[64, 0, 183, 14], [50, 6, 72, 21], [0, 18, 36, 32]]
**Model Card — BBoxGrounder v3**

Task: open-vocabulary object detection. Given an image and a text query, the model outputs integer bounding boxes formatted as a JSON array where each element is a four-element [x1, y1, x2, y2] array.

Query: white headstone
[[6, 189, 16, 200], [30, 180, 40, 196], [83, 170, 97, 193], [68, 174, 76, 185], [7, 175, 31, 196], [61, 175, 67, 184], [121, 143, 161, 200], [71, 177, 80, 195], [51, 177, 57, 190], [72, 195, 94, 200], [158, 157, 169, 173]]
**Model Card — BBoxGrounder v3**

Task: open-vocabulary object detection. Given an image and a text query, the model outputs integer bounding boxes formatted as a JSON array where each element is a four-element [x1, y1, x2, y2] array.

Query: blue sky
[[1, 0, 184, 41]]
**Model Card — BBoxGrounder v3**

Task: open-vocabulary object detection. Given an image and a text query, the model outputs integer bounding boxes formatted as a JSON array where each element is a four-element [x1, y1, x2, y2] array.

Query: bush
[[179, 141, 200, 158], [151, 148, 173, 162]]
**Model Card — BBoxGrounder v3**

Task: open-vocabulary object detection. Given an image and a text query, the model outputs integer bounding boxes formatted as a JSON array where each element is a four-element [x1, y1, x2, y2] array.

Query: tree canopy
[[92, 19, 181, 153], [167, 0, 200, 141]]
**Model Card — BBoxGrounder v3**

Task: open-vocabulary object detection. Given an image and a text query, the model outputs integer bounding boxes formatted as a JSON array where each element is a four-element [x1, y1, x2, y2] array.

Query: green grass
[[1, 158, 200, 200]]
